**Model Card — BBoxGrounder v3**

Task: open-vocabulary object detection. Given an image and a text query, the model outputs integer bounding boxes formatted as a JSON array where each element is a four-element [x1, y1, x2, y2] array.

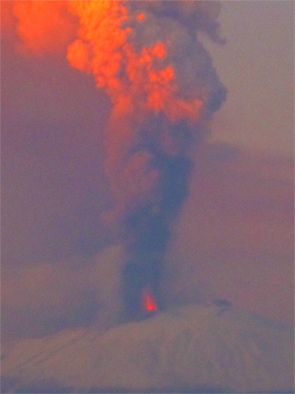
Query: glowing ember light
[[142, 287, 158, 313]]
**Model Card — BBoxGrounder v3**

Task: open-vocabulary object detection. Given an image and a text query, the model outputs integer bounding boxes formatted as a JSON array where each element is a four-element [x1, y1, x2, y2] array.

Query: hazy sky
[[205, 0, 294, 156], [1, 1, 294, 344]]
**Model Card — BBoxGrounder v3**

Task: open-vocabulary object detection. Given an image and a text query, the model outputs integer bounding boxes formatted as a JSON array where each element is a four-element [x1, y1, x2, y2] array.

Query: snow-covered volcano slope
[[1, 303, 294, 393]]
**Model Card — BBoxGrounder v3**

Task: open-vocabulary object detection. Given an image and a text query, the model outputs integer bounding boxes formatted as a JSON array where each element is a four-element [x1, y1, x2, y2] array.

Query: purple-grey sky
[[206, 1, 294, 156]]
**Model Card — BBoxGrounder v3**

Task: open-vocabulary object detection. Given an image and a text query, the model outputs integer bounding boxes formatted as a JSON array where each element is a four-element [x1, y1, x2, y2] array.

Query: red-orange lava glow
[[142, 287, 158, 313]]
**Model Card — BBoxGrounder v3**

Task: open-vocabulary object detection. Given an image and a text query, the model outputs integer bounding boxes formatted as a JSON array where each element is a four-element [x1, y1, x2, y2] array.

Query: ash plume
[[12, 0, 226, 320]]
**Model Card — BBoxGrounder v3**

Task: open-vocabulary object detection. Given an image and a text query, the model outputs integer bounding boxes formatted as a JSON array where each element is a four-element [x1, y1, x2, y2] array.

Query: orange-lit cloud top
[[11, 0, 226, 222], [12, 0, 225, 123], [13, 1, 77, 56], [66, 0, 203, 122]]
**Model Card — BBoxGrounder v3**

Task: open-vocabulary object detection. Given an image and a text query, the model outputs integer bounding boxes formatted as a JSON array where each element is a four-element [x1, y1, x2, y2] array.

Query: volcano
[[2, 302, 293, 393]]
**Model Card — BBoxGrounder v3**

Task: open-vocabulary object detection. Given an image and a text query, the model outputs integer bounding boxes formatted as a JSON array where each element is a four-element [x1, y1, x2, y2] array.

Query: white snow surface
[[1, 303, 294, 393]]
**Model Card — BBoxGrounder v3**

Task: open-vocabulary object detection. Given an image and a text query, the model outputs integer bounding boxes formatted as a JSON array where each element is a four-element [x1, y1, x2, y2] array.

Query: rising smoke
[[11, 0, 226, 320]]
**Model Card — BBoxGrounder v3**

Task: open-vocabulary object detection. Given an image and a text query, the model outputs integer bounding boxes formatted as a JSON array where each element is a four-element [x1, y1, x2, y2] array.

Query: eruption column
[[13, 0, 227, 320]]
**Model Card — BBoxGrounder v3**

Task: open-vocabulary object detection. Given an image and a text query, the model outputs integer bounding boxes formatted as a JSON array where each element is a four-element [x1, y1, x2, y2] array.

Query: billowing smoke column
[[12, 0, 226, 320]]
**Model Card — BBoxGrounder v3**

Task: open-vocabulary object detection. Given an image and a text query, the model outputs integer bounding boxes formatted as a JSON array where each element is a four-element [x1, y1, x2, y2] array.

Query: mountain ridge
[[1, 303, 293, 393]]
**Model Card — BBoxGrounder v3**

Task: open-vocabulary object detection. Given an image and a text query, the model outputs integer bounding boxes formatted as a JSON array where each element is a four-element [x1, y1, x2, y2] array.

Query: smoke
[[12, 0, 226, 320], [12, 1, 78, 56]]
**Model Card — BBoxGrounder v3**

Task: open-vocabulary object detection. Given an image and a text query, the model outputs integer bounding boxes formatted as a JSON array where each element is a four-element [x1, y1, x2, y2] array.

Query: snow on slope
[[1, 303, 294, 393]]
